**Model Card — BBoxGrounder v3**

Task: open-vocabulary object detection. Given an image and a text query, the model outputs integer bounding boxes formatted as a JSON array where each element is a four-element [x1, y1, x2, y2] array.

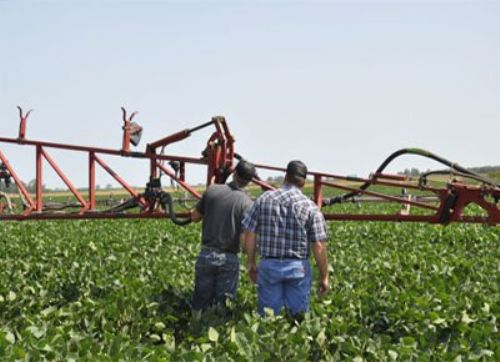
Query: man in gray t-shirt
[[190, 160, 255, 310]]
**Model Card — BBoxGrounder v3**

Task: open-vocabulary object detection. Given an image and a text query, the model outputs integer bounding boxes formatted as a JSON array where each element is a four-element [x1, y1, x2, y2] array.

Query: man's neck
[[228, 180, 243, 190], [283, 182, 301, 190]]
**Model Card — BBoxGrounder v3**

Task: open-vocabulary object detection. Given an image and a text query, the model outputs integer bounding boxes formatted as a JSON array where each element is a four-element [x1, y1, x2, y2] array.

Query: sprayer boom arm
[[0, 107, 498, 225]]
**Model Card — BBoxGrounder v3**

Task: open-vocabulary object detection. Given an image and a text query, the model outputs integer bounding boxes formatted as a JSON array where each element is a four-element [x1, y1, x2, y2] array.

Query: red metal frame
[[253, 165, 499, 225], [0, 106, 498, 225]]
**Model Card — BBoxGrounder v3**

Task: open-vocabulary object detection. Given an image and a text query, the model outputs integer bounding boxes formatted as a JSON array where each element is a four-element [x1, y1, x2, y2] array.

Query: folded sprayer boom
[[0, 107, 498, 225]]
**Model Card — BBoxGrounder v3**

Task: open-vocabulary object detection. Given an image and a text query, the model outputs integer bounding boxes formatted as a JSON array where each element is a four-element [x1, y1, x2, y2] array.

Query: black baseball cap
[[286, 160, 308, 179], [235, 160, 256, 181]]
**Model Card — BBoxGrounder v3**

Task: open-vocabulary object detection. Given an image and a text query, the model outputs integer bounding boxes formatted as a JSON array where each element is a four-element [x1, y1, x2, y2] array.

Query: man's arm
[[311, 240, 329, 296], [241, 199, 260, 283], [239, 197, 254, 252], [190, 208, 203, 223], [244, 231, 258, 283], [239, 230, 250, 252], [190, 191, 207, 223]]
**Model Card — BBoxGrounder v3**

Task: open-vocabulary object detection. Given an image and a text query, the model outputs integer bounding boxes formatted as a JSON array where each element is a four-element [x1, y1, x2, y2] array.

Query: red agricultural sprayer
[[0, 107, 498, 225]]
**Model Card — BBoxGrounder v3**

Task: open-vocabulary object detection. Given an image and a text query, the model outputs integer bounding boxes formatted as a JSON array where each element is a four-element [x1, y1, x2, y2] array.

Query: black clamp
[[144, 178, 191, 226], [0, 163, 12, 188], [439, 190, 459, 225]]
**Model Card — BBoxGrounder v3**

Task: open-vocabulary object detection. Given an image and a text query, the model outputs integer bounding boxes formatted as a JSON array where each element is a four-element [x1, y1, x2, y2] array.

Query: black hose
[[99, 197, 140, 213], [95, 192, 191, 226], [323, 148, 500, 206], [420, 170, 499, 188], [160, 192, 192, 226]]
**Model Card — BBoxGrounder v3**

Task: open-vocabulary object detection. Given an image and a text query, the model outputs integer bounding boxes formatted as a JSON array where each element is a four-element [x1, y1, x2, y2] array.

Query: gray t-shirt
[[196, 181, 253, 254]]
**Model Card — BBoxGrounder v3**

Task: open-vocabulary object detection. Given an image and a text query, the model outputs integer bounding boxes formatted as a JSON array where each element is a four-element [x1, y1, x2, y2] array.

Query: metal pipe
[[94, 155, 145, 206], [89, 152, 96, 210], [148, 130, 191, 150], [156, 162, 202, 199], [0, 149, 35, 209], [189, 119, 215, 133], [0, 137, 208, 165], [0, 211, 191, 221], [322, 180, 439, 211], [41, 148, 88, 210], [36, 145, 43, 212]]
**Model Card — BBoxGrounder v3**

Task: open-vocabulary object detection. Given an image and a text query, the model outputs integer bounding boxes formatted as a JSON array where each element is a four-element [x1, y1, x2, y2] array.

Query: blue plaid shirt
[[242, 184, 327, 259]]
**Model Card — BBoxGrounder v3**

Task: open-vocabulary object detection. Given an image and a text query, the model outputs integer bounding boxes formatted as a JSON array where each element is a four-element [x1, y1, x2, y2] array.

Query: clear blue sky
[[1, 0, 499, 188]]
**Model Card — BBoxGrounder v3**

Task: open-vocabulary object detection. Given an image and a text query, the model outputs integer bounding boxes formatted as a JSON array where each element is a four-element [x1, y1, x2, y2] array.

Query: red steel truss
[[0, 107, 498, 225]]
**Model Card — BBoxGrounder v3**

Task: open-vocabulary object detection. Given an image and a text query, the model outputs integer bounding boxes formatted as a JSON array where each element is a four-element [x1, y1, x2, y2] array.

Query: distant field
[[5, 169, 497, 201], [1, 170, 497, 222]]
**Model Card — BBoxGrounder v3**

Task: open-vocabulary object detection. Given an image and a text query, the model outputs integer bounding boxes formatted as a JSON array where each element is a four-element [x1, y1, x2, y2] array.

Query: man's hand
[[190, 208, 202, 223], [318, 276, 329, 296], [312, 240, 329, 297], [248, 263, 258, 284], [244, 231, 258, 283]]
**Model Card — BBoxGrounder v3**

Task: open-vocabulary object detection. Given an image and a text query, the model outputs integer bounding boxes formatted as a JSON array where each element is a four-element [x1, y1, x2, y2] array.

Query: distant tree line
[[399, 168, 428, 177], [0, 179, 115, 193], [398, 165, 500, 177], [467, 166, 500, 174], [266, 176, 284, 183], [0, 179, 50, 193]]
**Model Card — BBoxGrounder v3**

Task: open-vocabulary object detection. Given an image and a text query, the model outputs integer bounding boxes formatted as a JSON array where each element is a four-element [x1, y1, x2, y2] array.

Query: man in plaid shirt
[[242, 160, 329, 316]]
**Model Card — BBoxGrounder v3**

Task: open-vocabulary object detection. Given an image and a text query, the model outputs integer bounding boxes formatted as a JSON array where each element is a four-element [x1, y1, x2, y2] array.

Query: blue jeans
[[191, 249, 239, 310], [257, 259, 312, 316]]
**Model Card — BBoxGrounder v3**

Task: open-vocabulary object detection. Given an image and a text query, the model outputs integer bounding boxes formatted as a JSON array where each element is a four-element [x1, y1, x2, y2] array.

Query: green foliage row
[[0, 218, 498, 360]]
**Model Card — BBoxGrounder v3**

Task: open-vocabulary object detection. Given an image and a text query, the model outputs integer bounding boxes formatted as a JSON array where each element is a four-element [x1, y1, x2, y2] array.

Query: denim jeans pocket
[[283, 260, 308, 279], [198, 250, 228, 267]]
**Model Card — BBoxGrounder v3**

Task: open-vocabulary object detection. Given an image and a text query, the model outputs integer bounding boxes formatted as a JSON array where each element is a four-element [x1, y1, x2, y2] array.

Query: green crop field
[[1, 215, 499, 361]]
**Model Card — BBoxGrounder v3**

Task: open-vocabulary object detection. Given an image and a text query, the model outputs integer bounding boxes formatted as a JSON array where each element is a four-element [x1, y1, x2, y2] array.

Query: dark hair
[[285, 160, 308, 187], [233, 173, 250, 188], [234, 160, 256, 188]]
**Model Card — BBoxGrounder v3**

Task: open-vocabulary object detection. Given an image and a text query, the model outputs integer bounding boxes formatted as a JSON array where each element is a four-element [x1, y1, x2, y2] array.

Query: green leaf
[[401, 337, 416, 347], [263, 307, 275, 317], [41, 306, 57, 317], [230, 327, 236, 344], [26, 326, 45, 339], [208, 327, 219, 343], [251, 323, 259, 333], [8, 291, 16, 302], [154, 322, 166, 331], [5, 331, 15, 344], [432, 317, 446, 325], [149, 334, 161, 343], [316, 328, 326, 346], [481, 303, 490, 313], [461, 311, 475, 324], [469, 349, 494, 360]]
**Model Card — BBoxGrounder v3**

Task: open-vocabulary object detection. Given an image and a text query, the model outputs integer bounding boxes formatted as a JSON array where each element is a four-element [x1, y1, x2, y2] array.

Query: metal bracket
[[17, 106, 33, 142], [121, 107, 142, 153]]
